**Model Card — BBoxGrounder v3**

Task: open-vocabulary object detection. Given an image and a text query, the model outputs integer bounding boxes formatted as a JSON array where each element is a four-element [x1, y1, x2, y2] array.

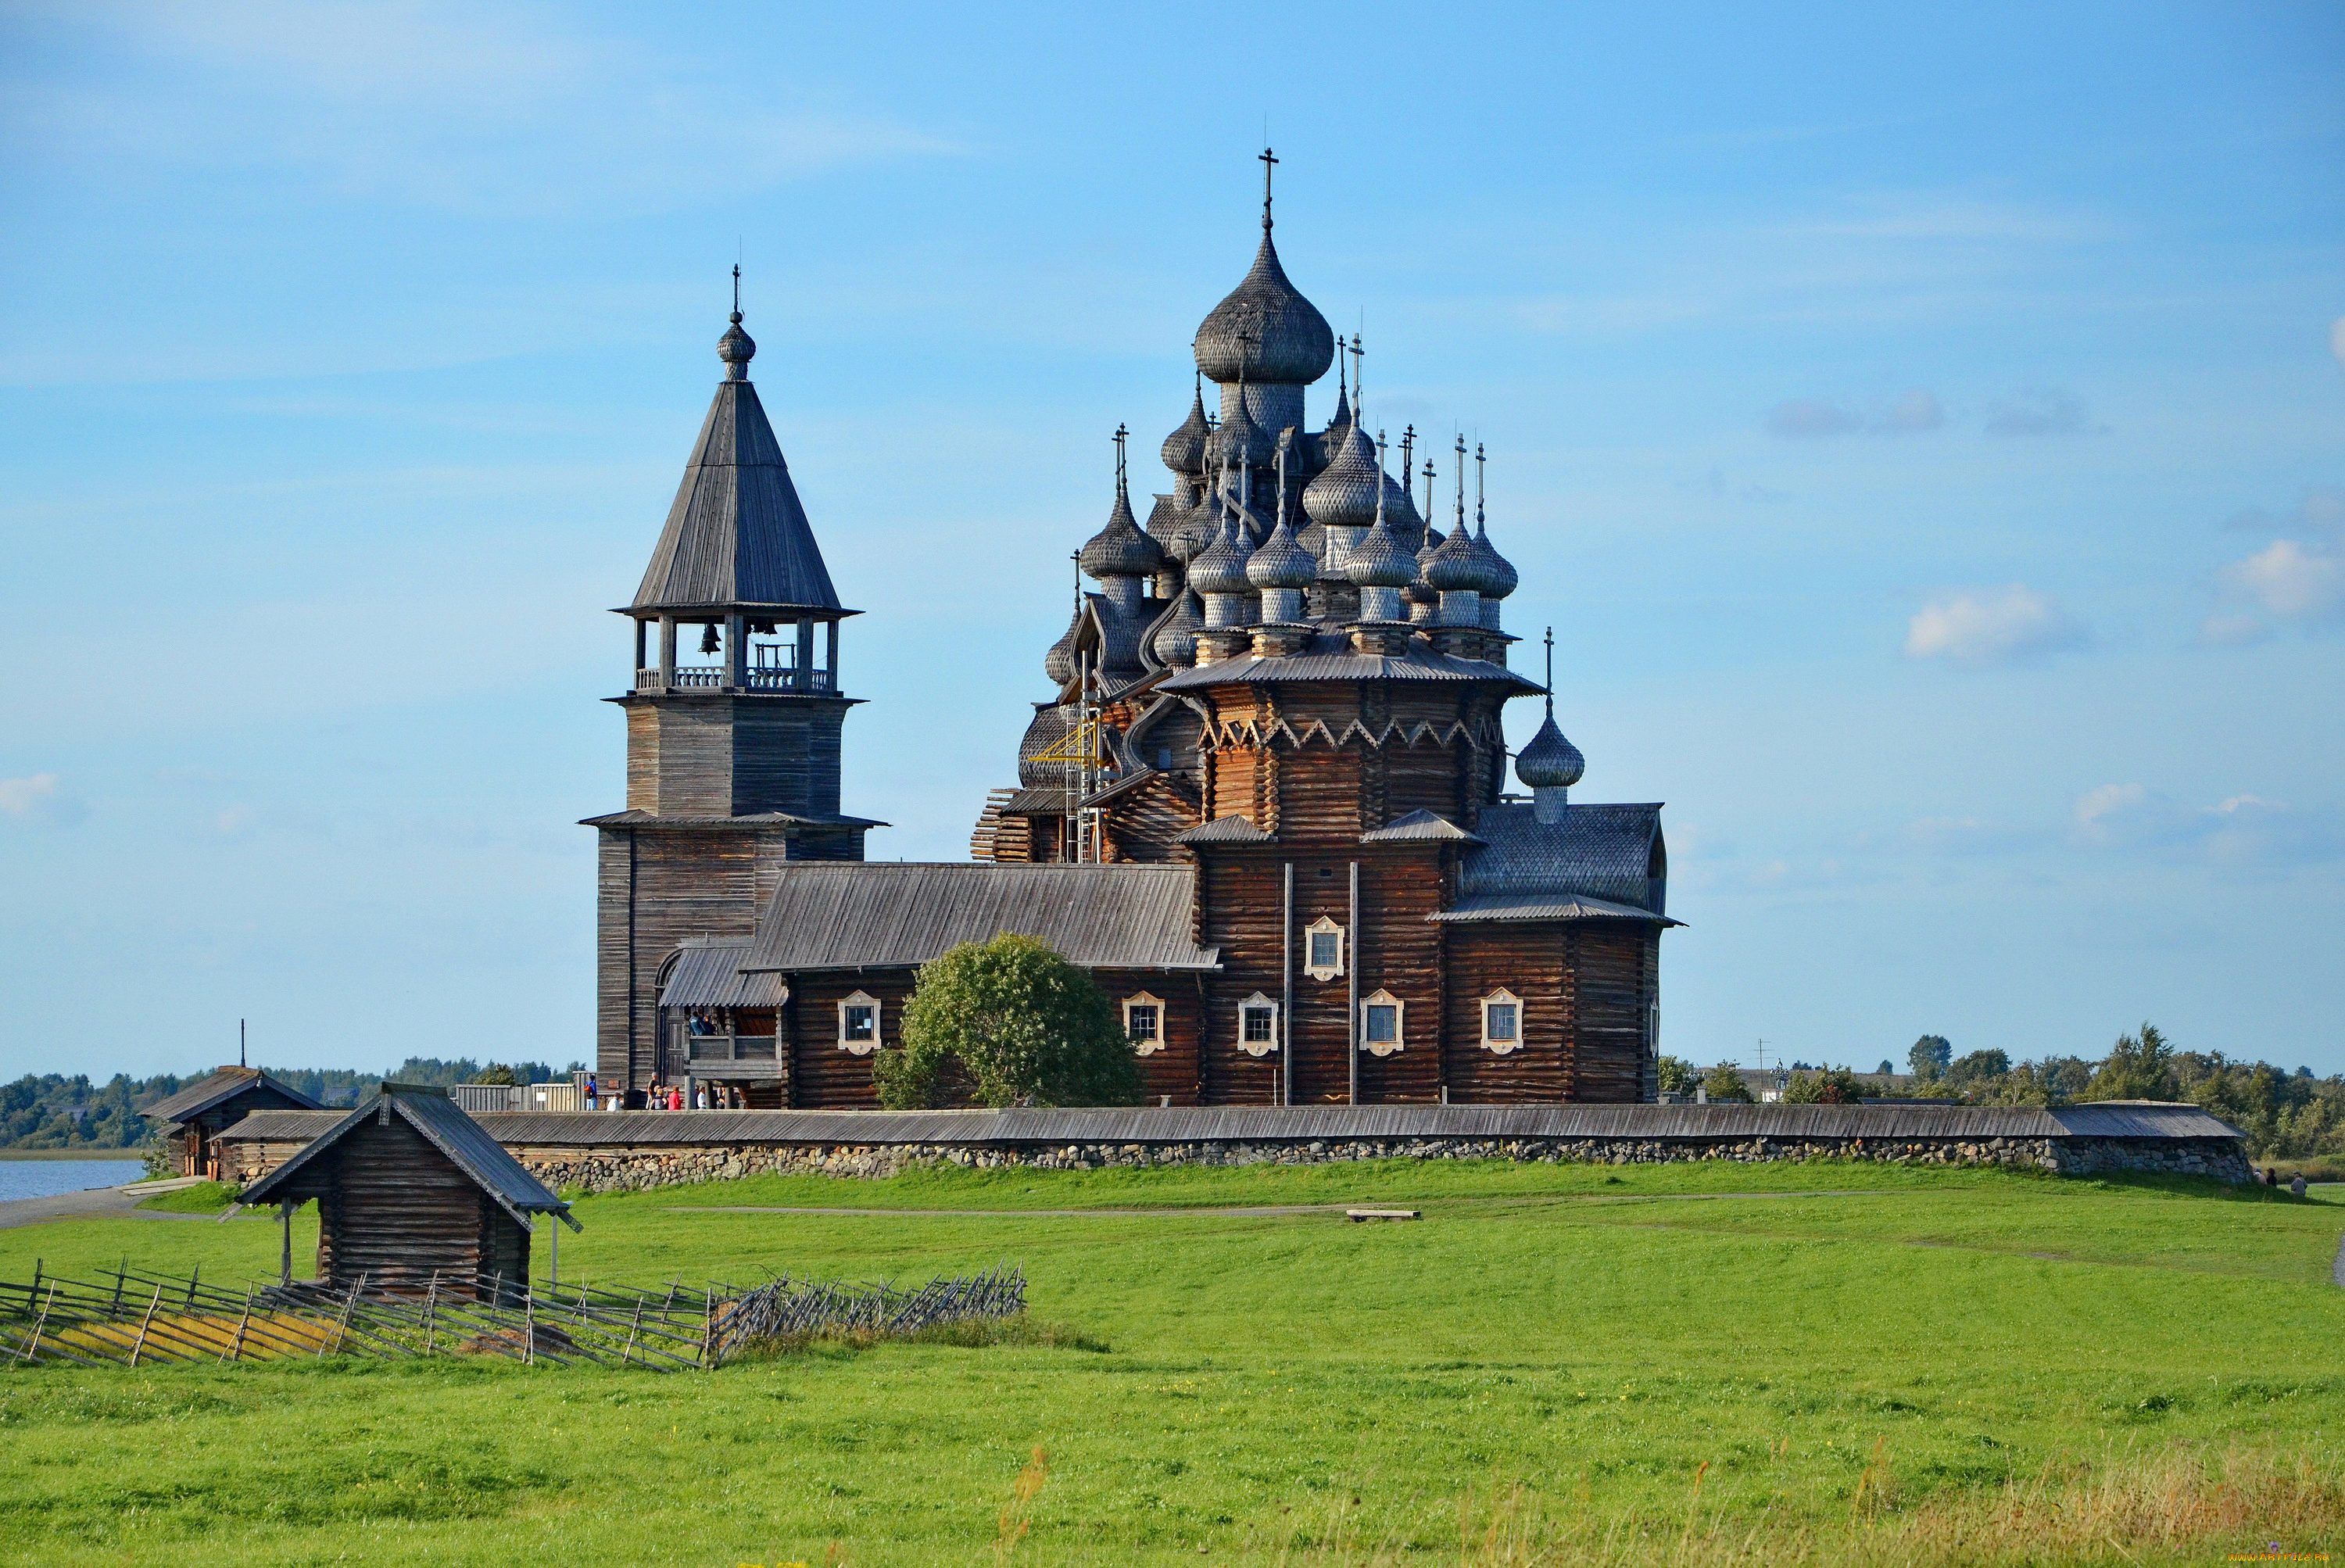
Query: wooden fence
[[0, 1260, 1024, 1373]]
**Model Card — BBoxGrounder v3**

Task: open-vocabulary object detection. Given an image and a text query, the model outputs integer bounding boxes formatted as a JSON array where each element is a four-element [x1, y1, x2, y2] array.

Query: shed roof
[[239, 1084, 576, 1230], [1459, 803, 1666, 915], [659, 940, 791, 1009], [1174, 815, 1275, 845], [219, 1101, 2245, 1149], [144, 1066, 320, 1126], [742, 863, 1219, 972], [631, 376, 843, 614], [1430, 891, 1678, 925]]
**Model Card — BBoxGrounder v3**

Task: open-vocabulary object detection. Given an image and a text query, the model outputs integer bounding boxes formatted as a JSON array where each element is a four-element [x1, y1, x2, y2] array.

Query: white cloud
[[2225, 539, 2342, 621], [2332, 316, 2345, 368], [1903, 585, 2087, 667], [2196, 612, 2272, 649], [0, 773, 84, 827], [2072, 782, 2150, 843], [1982, 388, 2099, 438], [2073, 786, 2344, 868]]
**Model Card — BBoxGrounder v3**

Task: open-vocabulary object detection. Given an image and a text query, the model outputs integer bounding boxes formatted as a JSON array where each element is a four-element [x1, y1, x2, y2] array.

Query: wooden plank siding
[[311, 1118, 528, 1298]]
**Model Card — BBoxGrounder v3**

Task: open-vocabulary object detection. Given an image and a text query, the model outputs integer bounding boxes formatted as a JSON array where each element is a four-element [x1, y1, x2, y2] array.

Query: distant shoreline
[[0, 1149, 149, 1162]]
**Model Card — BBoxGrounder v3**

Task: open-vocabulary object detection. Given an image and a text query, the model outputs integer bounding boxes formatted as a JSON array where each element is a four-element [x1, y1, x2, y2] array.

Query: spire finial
[[1422, 456, 1437, 532], [1454, 433, 1468, 528], [1258, 145, 1278, 231], [1544, 626, 1556, 717], [1373, 429, 1389, 527], [1349, 335, 1363, 410], [731, 262, 741, 321], [1276, 428, 1291, 524], [1114, 423, 1129, 492], [1475, 442, 1488, 529]]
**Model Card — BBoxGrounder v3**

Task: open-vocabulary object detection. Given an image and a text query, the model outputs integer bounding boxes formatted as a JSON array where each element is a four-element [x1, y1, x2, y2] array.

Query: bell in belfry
[[699, 622, 721, 656]]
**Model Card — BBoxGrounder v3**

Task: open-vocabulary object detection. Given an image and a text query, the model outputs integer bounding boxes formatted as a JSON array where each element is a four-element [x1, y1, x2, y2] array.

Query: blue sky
[[2, 2, 2340, 1082]]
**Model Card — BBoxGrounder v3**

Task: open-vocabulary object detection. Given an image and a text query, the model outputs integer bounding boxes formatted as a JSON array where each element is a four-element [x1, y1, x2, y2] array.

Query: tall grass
[[1268, 1443, 2343, 1566]]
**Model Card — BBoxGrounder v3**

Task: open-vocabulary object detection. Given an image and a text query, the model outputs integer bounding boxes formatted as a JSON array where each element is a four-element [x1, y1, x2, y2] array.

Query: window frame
[[1358, 989, 1405, 1058], [1480, 989, 1523, 1055], [1302, 915, 1345, 982], [1236, 991, 1280, 1057], [837, 990, 882, 1054], [1123, 991, 1165, 1055]]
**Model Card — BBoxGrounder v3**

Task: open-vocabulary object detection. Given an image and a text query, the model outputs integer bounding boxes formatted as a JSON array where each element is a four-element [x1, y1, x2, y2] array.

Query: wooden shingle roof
[[631, 374, 843, 614], [144, 1066, 320, 1126], [742, 863, 1219, 973]]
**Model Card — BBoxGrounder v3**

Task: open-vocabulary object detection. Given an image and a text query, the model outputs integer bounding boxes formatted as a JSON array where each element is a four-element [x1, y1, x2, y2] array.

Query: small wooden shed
[[238, 1083, 579, 1299], [145, 1066, 322, 1179]]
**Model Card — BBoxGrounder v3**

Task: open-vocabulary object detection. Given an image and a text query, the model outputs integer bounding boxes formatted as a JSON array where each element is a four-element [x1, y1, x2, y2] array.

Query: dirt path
[[0, 1187, 215, 1231]]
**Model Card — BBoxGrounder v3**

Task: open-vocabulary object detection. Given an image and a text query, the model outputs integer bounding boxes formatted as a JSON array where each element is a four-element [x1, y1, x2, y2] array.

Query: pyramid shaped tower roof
[[631, 311, 844, 614]]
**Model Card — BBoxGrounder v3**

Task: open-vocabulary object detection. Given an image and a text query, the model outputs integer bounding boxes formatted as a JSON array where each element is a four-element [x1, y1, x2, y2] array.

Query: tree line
[[1659, 1025, 2341, 1160], [0, 1057, 585, 1151]]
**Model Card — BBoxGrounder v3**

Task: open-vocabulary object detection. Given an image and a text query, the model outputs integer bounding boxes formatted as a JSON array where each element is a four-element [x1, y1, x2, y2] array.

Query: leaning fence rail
[[0, 1262, 1022, 1373]]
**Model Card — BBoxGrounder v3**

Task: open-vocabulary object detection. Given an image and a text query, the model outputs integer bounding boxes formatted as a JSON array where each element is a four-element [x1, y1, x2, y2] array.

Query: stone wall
[[507, 1131, 2253, 1194]]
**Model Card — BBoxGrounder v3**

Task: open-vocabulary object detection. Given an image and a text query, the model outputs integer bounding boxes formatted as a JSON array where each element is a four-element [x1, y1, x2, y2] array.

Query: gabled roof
[[631, 378, 842, 614], [144, 1066, 320, 1125], [658, 940, 791, 1009], [1360, 810, 1483, 845], [240, 1084, 577, 1230], [742, 863, 1219, 972], [1457, 802, 1668, 917], [1173, 815, 1275, 845]]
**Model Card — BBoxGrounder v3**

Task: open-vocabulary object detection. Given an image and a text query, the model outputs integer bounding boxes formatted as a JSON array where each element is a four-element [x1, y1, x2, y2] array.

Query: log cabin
[[590, 170, 1675, 1108], [237, 1083, 578, 1298], [145, 1066, 321, 1179]]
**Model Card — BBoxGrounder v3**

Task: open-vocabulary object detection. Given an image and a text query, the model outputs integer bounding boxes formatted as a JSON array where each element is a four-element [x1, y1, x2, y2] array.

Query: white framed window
[[1237, 992, 1280, 1057], [1303, 916, 1344, 982], [1480, 989, 1523, 1054], [1359, 990, 1405, 1057], [1123, 992, 1165, 1055], [838, 990, 881, 1054]]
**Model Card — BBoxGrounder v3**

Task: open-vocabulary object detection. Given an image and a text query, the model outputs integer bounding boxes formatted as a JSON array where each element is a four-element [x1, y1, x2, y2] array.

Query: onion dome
[[1169, 514, 1215, 564], [1382, 471, 1424, 551], [1294, 517, 1327, 563], [1080, 481, 1165, 580], [1151, 591, 1202, 665], [717, 311, 756, 381], [1344, 517, 1415, 589], [1246, 519, 1317, 590], [1145, 493, 1185, 550], [1194, 231, 1336, 386], [1473, 520, 1518, 600], [1515, 712, 1584, 789], [1302, 424, 1381, 530], [1162, 380, 1211, 475], [1423, 524, 1483, 591], [1406, 526, 1443, 605], [1208, 395, 1272, 470], [1186, 518, 1253, 596], [1043, 622, 1076, 686], [1321, 383, 1355, 459]]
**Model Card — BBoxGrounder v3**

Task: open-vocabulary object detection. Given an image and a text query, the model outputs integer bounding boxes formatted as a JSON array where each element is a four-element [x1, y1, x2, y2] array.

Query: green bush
[[1784, 1066, 1867, 1104], [1655, 1055, 1699, 1096], [1699, 1061, 1753, 1103], [872, 934, 1144, 1110]]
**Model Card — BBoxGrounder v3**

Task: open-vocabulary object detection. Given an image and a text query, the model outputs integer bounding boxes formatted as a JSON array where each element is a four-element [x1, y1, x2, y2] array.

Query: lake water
[[0, 1161, 146, 1202]]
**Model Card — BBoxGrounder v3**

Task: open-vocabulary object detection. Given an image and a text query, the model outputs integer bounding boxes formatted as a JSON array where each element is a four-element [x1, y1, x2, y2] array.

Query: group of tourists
[[578, 1073, 750, 1112]]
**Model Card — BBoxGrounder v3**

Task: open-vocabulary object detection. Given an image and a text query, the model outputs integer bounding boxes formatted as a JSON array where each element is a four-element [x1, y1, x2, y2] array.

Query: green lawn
[[2, 1158, 2340, 1566]]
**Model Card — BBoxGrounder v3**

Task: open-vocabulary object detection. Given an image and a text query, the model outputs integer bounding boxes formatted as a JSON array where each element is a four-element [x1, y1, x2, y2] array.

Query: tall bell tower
[[585, 284, 881, 1093]]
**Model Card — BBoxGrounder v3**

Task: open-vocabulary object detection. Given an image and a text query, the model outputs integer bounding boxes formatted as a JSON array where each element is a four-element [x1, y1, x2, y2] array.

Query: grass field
[[2, 1158, 2341, 1566]]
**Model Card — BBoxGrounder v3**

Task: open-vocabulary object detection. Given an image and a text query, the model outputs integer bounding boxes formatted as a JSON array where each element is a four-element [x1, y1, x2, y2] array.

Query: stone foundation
[[510, 1132, 2254, 1194]]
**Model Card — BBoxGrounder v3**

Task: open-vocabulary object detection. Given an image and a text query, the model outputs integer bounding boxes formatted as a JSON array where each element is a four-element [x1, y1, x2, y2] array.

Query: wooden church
[[589, 163, 1673, 1108]]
